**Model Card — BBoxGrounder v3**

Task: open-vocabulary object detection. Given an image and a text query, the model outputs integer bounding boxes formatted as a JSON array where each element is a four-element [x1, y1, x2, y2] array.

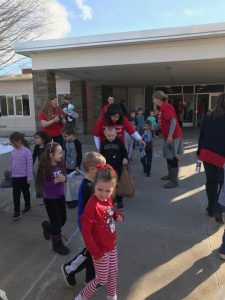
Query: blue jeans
[[140, 142, 153, 174]]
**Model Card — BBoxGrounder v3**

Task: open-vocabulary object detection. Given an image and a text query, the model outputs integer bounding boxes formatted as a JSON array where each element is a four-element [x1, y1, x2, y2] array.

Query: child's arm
[[26, 150, 33, 183], [32, 145, 38, 165], [119, 140, 128, 164], [81, 199, 104, 260], [75, 140, 82, 169]]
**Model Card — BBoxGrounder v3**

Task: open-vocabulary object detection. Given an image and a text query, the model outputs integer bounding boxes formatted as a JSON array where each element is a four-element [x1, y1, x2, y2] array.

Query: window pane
[[0, 95, 7, 116], [22, 95, 30, 116], [7, 96, 14, 115], [15, 96, 22, 115]]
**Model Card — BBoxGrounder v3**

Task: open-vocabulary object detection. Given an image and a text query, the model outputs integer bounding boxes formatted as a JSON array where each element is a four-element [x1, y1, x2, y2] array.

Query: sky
[[3, 0, 225, 73]]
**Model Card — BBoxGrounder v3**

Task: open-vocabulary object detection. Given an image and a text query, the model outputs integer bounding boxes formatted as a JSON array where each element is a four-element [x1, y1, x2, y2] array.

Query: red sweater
[[81, 194, 122, 259], [93, 115, 135, 143], [39, 107, 65, 137], [159, 102, 182, 140]]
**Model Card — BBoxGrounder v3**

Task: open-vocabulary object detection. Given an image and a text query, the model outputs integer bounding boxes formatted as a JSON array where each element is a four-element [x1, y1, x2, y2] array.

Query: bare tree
[[0, 0, 46, 73]]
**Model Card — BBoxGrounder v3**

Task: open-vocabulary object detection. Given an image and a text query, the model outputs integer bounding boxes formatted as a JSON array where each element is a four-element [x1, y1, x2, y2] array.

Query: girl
[[37, 141, 69, 255], [9, 132, 33, 220], [38, 95, 66, 146], [74, 165, 124, 300], [33, 131, 51, 204]]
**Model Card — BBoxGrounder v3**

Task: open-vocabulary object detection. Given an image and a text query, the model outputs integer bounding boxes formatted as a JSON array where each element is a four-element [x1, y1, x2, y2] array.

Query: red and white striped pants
[[81, 247, 118, 299]]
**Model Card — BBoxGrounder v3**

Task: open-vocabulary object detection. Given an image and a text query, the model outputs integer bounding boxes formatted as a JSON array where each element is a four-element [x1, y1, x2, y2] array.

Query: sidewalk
[[0, 133, 225, 300]]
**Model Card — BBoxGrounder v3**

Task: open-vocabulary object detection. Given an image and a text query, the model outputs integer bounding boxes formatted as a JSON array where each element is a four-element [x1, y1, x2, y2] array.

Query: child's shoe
[[219, 231, 225, 259], [61, 263, 76, 287], [22, 206, 31, 213], [52, 235, 69, 255], [11, 212, 21, 220]]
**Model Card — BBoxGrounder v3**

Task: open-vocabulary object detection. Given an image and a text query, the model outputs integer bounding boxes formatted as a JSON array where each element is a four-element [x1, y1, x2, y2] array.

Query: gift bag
[[66, 170, 85, 202], [117, 166, 135, 197]]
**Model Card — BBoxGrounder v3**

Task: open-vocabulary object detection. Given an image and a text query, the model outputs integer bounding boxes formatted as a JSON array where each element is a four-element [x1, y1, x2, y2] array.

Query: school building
[[1, 22, 225, 135]]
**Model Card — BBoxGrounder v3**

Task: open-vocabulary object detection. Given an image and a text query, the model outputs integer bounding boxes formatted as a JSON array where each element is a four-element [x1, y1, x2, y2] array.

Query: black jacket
[[100, 137, 128, 176], [198, 114, 225, 157], [65, 139, 82, 169]]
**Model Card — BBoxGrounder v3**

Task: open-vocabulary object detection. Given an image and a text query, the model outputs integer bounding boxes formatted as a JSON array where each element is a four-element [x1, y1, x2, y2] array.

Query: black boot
[[52, 235, 69, 255], [164, 167, 178, 188], [42, 220, 51, 240], [161, 165, 171, 180]]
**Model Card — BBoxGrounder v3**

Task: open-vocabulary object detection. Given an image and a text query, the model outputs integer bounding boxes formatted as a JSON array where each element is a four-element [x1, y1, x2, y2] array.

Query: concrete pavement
[[0, 132, 225, 300]]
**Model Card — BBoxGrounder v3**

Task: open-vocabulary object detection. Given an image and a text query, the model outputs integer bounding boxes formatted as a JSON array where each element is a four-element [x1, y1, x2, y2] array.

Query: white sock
[[106, 295, 117, 300]]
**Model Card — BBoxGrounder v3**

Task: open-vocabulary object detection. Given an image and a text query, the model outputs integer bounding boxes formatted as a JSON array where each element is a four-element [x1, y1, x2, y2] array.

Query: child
[[61, 152, 106, 287], [9, 132, 33, 220], [74, 165, 124, 300], [62, 125, 82, 208], [136, 108, 145, 135], [147, 111, 157, 130], [139, 120, 153, 177], [100, 126, 128, 210], [33, 131, 51, 204], [37, 141, 69, 255]]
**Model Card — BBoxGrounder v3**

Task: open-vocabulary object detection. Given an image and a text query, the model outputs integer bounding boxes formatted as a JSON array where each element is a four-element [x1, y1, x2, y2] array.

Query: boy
[[100, 126, 128, 210], [139, 120, 153, 177], [61, 152, 106, 287], [62, 126, 82, 208]]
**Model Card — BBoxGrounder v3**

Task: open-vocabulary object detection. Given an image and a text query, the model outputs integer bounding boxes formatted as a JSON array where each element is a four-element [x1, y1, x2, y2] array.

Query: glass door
[[209, 93, 220, 110], [196, 94, 209, 127]]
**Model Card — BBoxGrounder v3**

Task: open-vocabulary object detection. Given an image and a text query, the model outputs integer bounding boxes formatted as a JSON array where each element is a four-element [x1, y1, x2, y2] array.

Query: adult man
[[61, 96, 78, 127], [153, 90, 183, 188]]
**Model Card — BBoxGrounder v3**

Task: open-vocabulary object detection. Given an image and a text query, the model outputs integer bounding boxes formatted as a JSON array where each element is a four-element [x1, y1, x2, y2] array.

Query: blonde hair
[[94, 167, 117, 188], [104, 126, 116, 134], [82, 151, 106, 172]]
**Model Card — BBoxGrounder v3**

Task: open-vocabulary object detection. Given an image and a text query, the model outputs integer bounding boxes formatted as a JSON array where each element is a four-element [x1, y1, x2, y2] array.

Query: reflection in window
[[7, 96, 14, 115], [22, 95, 30, 116], [0, 96, 7, 116], [15, 96, 22, 115]]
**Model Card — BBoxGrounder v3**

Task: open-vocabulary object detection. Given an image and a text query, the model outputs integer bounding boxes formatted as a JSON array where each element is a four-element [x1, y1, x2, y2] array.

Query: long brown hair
[[208, 93, 225, 118], [9, 132, 30, 149], [36, 141, 66, 186], [40, 94, 61, 120]]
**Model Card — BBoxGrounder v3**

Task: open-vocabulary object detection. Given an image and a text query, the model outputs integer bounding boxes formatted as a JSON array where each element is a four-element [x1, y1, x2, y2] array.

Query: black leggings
[[12, 177, 30, 212], [44, 195, 67, 236]]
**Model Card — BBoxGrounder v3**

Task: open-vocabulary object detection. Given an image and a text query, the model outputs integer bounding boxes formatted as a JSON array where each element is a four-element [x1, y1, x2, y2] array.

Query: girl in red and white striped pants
[[75, 165, 124, 300]]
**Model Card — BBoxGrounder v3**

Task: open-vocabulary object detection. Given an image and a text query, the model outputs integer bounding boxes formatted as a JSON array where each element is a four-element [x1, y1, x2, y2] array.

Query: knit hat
[[152, 90, 167, 100]]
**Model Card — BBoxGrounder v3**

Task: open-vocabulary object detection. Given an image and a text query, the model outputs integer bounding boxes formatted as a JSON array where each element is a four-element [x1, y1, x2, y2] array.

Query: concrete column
[[70, 80, 102, 134], [32, 70, 56, 130]]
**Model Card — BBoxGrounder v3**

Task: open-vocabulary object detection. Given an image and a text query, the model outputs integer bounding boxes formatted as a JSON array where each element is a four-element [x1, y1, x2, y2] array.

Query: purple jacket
[[10, 146, 33, 181]]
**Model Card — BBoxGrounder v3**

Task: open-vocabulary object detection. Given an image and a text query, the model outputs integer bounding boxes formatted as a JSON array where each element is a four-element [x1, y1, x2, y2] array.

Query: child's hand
[[122, 158, 128, 165], [27, 179, 31, 185], [54, 177, 60, 184], [58, 174, 66, 182], [116, 215, 124, 222], [96, 256, 104, 263]]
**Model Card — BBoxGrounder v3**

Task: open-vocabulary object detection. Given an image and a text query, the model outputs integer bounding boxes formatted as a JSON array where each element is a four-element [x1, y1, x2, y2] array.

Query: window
[[7, 96, 14, 115], [0, 96, 7, 116], [0, 94, 30, 116]]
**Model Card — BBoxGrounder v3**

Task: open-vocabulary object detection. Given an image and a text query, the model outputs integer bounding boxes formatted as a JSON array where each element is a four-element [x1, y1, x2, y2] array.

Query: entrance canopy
[[15, 22, 225, 86]]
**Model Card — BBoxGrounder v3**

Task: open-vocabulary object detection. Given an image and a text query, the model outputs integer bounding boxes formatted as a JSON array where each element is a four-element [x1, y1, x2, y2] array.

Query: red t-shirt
[[159, 102, 182, 140], [93, 115, 135, 143], [39, 107, 65, 137], [101, 103, 110, 115], [81, 194, 122, 260]]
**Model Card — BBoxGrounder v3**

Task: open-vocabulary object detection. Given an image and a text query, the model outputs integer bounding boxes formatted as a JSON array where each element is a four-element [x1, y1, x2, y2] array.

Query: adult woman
[[152, 90, 183, 188], [197, 93, 225, 223], [93, 103, 145, 150], [39, 95, 66, 146]]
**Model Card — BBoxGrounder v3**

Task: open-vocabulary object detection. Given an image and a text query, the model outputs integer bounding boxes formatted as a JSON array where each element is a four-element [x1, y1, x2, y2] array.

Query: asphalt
[[0, 130, 225, 300]]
